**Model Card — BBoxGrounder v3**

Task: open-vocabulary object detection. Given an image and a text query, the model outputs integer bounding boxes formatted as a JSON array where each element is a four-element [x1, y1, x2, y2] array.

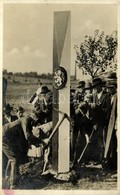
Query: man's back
[[3, 116, 33, 143]]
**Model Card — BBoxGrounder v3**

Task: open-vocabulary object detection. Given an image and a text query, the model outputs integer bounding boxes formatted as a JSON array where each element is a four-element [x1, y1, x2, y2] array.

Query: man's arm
[[21, 116, 44, 146], [37, 121, 53, 134]]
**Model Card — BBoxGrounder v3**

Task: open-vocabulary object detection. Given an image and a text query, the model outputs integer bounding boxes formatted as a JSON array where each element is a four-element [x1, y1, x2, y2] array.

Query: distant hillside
[[3, 73, 79, 88]]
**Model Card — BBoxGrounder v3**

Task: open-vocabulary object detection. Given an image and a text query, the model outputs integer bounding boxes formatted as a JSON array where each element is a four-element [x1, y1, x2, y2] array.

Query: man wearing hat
[[74, 81, 85, 105], [84, 81, 93, 104], [103, 72, 117, 171], [89, 77, 111, 164], [72, 81, 94, 167], [34, 86, 53, 124]]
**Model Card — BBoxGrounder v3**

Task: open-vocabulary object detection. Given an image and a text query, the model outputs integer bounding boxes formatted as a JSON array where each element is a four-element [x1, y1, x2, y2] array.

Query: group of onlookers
[[70, 72, 117, 170]]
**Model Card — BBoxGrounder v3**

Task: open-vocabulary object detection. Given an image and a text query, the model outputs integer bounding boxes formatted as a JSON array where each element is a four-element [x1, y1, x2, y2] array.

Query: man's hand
[[38, 122, 53, 134], [89, 103, 96, 109], [75, 108, 80, 115], [43, 138, 49, 146], [93, 124, 97, 131], [32, 126, 40, 138]]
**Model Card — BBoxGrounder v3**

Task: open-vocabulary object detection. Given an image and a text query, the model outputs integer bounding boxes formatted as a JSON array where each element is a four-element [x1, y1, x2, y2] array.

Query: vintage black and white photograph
[[1, 1, 118, 191]]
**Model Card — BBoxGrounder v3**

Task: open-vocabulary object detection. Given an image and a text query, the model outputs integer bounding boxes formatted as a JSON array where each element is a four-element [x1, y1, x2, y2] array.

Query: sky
[[3, 3, 117, 75]]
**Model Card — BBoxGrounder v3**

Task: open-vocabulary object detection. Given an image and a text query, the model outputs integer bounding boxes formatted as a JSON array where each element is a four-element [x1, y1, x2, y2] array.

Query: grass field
[[6, 83, 53, 110], [5, 78, 78, 110]]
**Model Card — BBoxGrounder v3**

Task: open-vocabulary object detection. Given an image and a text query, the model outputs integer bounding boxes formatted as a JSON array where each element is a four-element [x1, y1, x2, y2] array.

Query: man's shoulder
[[20, 115, 34, 127], [3, 118, 21, 129], [100, 91, 111, 103], [21, 115, 32, 122], [103, 91, 111, 97]]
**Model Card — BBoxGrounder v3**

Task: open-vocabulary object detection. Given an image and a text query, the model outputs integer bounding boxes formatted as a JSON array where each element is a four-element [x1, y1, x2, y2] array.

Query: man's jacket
[[3, 116, 43, 150], [92, 91, 111, 126]]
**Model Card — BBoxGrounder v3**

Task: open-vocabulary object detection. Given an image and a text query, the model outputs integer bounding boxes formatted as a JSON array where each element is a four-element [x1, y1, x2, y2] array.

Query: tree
[[8, 72, 13, 75], [74, 30, 117, 78], [3, 69, 7, 74]]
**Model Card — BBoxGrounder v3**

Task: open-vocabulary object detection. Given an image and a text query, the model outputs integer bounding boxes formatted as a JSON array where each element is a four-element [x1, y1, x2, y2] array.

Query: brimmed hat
[[106, 80, 117, 88], [108, 72, 117, 80], [106, 72, 117, 88], [92, 77, 103, 88], [102, 80, 106, 87], [40, 86, 50, 94], [77, 81, 85, 88], [84, 82, 92, 90]]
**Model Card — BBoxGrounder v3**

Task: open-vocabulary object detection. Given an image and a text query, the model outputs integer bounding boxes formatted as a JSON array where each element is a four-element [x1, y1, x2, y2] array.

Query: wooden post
[[52, 11, 71, 173]]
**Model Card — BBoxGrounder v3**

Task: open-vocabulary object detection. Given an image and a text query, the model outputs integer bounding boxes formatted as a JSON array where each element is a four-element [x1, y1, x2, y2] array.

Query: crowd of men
[[70, 72, 117, 170], [2, 72, 117, 188]]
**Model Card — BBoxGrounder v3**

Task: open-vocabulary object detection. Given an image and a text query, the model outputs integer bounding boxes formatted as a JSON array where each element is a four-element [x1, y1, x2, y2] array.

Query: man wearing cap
[[89, 77, 111, 163]]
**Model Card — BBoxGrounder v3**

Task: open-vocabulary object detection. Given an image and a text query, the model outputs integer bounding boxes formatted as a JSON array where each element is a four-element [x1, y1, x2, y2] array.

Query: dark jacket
[[3, 116, 43, 151], [3, 114, 18, 125], [92, 91, 111, 126], [35, 92, 53, 124]]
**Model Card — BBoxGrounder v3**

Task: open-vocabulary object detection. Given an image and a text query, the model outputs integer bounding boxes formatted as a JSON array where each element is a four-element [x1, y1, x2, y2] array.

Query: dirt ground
[[2, 159, 117, 190]]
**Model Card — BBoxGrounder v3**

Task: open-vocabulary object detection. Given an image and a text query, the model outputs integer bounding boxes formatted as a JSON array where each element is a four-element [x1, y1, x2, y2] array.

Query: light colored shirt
[[97, 91, 103, 100], [111, 94, 116, 105]]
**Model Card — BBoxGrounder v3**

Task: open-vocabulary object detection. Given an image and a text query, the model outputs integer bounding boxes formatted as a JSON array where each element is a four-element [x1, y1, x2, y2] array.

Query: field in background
[[5, 76, 78, 111], [6, 83, 52, 109]]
